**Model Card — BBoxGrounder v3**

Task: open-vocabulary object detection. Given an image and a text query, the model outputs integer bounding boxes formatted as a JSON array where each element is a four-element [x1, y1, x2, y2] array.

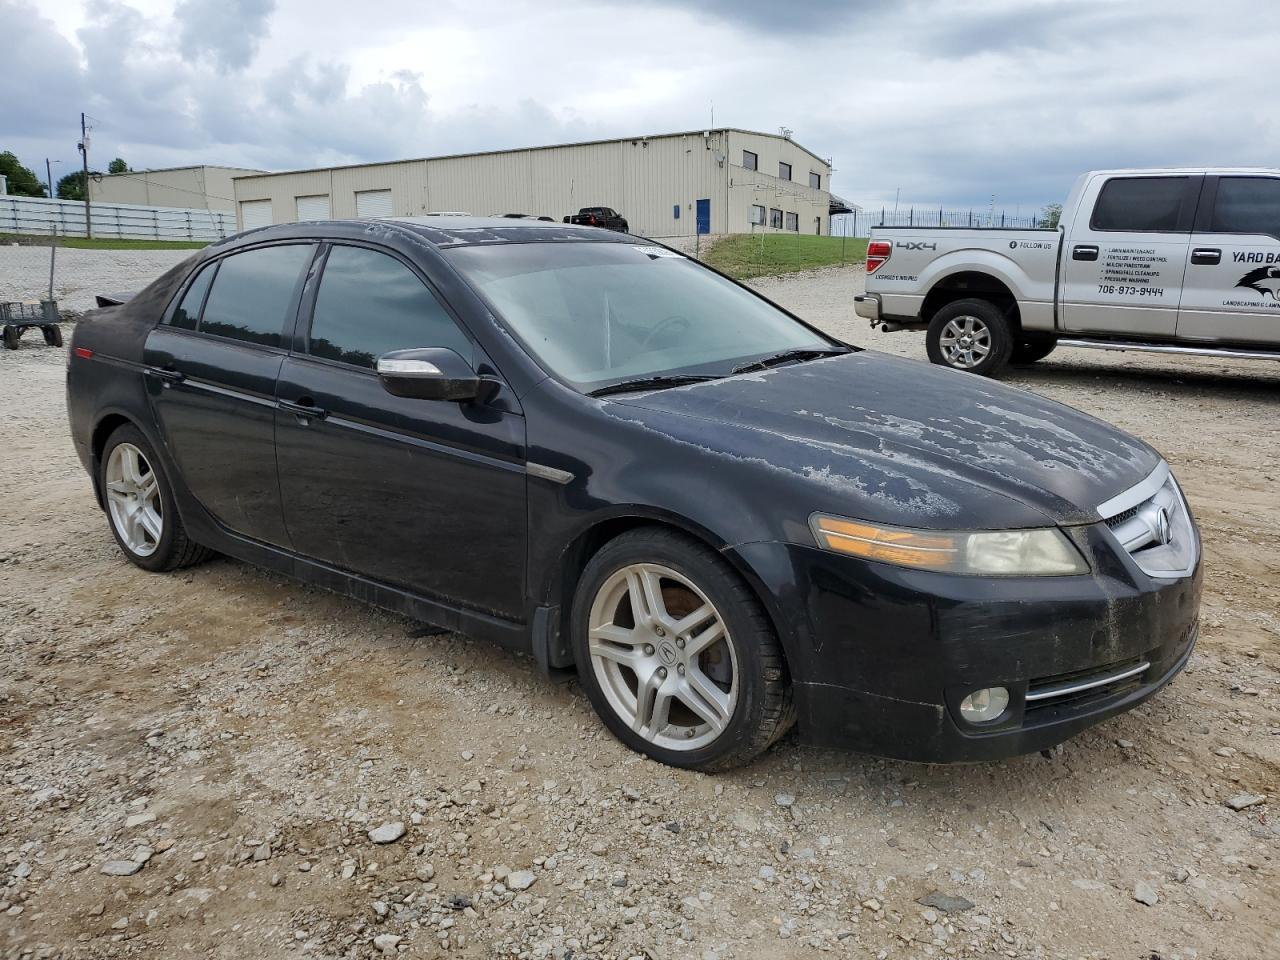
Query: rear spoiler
[[94, 291, 138, 308]]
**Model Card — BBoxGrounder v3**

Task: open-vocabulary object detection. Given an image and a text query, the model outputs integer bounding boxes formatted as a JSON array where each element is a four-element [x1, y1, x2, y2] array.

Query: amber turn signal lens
[[810, 516, 959, 569]]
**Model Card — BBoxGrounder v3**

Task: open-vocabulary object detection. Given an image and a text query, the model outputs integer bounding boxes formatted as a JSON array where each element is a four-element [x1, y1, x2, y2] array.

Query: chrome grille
[[1096, 462, 1198, 579], [1025, 657, 1149, 716]]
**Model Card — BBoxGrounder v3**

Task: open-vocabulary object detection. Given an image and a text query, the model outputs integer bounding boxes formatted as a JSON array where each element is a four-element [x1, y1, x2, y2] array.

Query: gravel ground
[[1, 256, 1277, 960], [0, 244, 196, 313]]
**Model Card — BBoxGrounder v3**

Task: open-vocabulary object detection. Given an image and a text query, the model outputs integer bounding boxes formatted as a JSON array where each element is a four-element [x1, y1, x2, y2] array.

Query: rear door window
[[1091, 177, 1193, 232], [306, 244, 471, 368], [1209, 177, 1280, 238], [198, 244, 314, 347]]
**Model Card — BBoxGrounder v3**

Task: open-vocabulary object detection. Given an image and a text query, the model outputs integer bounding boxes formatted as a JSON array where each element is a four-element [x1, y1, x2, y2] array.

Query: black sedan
[[66, 217, 1202, 770]]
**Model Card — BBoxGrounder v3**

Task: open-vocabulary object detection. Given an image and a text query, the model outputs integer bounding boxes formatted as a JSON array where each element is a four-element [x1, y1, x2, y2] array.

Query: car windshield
[[444, 241, 836, 391]]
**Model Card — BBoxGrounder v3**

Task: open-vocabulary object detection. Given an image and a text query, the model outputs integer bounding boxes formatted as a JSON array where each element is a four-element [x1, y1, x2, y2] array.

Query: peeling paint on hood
[[607, 352, 1160, 528]]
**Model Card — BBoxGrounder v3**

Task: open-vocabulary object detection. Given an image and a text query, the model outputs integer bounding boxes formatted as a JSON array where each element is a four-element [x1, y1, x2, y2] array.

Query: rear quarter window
[[168, 262, 215, 331]]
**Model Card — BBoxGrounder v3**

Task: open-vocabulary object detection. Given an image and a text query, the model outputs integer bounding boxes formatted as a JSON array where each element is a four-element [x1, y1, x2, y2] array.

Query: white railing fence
[[0, 195, 234, 242]]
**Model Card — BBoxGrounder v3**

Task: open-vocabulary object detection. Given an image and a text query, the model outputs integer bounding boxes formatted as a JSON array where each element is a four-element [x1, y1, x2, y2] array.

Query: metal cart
[[1, 300, 63, 350]]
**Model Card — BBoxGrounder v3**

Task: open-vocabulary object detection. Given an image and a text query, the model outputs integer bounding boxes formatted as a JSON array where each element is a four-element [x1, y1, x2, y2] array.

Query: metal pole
[[45, 159, 54, 199], [79, 112, 92, 239], [48, 228, 57, 302]]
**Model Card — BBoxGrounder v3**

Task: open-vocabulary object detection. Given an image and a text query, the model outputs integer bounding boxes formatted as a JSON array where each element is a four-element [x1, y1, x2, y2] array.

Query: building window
[[769, 208, 783, 229], [743, 150, 758, 171], [786, 212, 798, 231], [809, 172, 821, 190], [779, 162, 792, 181], [750, 205, 766, 226]]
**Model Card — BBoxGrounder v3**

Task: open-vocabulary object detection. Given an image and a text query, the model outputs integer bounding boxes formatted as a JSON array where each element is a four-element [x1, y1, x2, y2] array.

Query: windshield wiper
[[588, 374, 720, 397], [731, 347, 849, 375]]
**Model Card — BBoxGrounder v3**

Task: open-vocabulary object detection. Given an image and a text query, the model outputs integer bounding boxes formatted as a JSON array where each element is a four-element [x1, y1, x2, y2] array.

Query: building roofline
[[231, 128, 831, 182], [97, 164, 266, 179]]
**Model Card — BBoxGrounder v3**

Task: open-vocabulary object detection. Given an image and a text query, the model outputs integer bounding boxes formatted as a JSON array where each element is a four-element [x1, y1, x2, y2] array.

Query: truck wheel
[[1010, 336, 1057, 366], [926, 299, 1013, 376]]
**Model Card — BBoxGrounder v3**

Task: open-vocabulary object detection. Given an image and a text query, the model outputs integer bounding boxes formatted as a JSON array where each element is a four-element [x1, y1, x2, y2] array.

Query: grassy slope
[[0, 234, 209, 250], [703, 233, 867, 280]]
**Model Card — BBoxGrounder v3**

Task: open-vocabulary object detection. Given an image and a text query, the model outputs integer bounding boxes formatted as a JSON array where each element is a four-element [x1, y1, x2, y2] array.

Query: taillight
[[866, 240, 892, 273], [74, 347, 93, 359], [589, 215, 596, 225]]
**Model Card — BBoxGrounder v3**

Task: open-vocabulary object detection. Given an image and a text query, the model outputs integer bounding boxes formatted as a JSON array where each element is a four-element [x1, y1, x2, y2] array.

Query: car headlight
[[809, 514, 1089, 576]]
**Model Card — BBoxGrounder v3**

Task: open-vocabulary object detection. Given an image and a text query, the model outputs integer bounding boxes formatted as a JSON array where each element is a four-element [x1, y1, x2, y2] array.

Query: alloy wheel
[[587, 563, 738, 751], [105, 442, 163, 557], [939, 315, 992, 368]]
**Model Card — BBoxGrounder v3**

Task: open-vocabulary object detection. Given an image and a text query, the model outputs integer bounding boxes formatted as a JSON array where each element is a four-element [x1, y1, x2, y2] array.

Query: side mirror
[[376, 348, 481, 401]]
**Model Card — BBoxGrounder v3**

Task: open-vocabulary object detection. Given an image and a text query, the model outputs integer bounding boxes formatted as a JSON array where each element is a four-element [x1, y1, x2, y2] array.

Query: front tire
[[926, 298, 1013, 376], [571, 528, 793, 771], [99, 424, 213, 572]]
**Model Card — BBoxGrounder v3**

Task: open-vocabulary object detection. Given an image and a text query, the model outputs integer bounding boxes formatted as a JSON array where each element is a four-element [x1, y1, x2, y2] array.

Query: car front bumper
[[730, 523, 1202, 763]]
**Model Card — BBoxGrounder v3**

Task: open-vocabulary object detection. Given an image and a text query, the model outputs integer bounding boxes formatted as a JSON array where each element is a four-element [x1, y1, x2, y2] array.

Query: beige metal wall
[[91, 166, 260, 213], [233, 130, 831, 237], [725, 131, 832, 235]]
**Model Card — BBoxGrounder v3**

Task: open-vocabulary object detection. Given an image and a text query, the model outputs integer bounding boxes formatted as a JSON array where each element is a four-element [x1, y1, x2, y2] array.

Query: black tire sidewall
[[926, 299, 1014, 376], [99, 425, 184, 572], [3, 326, 19, 350], [42, 325, 63, 347], [571, 532, 773, 769]]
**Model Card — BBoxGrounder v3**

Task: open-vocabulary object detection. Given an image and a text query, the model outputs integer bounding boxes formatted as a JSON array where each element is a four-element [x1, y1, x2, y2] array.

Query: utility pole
[[77, 112, 92, 238], [45, 158, 56, 199]]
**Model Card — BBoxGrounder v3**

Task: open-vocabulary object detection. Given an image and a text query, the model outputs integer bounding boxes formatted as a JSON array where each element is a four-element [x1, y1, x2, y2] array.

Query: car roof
[[219, 216, 640, 254], [380, 215, 632, 248]]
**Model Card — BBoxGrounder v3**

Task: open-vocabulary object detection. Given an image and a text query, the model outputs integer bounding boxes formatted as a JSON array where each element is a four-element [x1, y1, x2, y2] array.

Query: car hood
[[605, 352, 1159, 529]]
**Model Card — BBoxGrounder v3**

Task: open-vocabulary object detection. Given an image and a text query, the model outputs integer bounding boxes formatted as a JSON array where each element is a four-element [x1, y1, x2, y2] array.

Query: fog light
[[959, 687, 1009, 724]]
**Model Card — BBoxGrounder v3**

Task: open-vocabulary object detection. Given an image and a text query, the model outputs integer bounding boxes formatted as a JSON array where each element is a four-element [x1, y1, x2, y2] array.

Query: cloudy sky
[[3, 0, 1276, 212]]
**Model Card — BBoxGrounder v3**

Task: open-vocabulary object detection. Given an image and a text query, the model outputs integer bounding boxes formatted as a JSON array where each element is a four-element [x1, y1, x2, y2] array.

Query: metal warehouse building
[[91, 165, 264, 213], [232, 129, 833, 238]]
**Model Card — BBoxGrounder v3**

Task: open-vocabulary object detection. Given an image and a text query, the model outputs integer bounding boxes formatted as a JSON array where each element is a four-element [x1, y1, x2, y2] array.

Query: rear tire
[[926, 299, 1014, 377], [99, 424, 214, 572], [42, 324, 63, 348], [571, 528, 793, 771], [1010, 336, 1057, 366], [2, 326, 19, 350]]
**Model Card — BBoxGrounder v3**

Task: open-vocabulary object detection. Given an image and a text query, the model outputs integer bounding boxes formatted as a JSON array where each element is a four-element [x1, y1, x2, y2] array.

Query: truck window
[[1090, 177, 1192, 233], [1209, 177, 1280, 238]]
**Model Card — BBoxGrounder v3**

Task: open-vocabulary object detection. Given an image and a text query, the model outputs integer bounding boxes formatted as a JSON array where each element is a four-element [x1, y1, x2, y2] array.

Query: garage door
[[239, 200, 272, 230], [296, 194, 331, 220], [355, 189, 393, 219]]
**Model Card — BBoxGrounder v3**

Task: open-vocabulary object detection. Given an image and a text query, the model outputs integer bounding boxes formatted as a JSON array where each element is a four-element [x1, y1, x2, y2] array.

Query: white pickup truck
[[855, 167, 1280, 376]]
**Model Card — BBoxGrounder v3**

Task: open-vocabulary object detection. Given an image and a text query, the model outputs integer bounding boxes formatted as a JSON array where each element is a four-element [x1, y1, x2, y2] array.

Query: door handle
[[279, 398, 327, 420], [145, 367, 185, 385], [1190, 248, 1221, 265], [1072, 245, 1099, 262]]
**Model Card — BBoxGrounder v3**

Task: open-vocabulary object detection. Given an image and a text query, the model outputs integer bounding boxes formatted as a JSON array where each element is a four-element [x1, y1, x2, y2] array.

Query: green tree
[[107, 157, 129, 174], [0, 151, 47, 197], [1040, 202, 1063, 229], [56, 169, 102, 201]]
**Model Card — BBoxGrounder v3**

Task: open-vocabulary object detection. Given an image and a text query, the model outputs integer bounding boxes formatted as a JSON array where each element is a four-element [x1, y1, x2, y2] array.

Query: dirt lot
[[1, 260, 1277, 960]]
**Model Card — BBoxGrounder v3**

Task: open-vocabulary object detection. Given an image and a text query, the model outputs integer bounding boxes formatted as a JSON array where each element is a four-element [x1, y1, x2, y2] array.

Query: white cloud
[[3, 0, 1276, 211]]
